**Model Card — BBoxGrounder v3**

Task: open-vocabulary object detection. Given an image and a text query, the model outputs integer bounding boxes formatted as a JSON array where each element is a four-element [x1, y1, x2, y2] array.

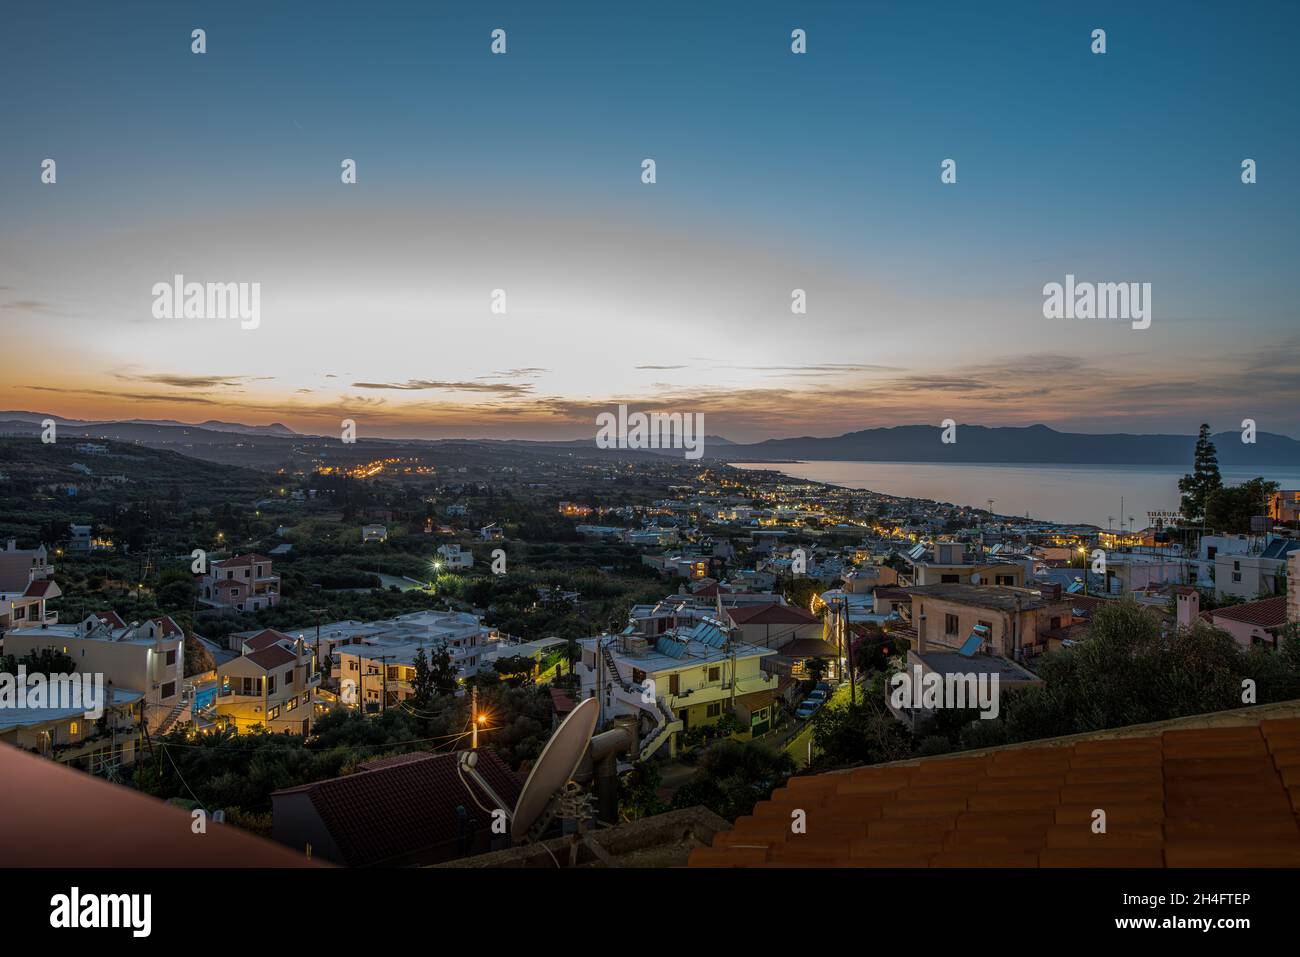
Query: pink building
[[199, 554, 281, 613]]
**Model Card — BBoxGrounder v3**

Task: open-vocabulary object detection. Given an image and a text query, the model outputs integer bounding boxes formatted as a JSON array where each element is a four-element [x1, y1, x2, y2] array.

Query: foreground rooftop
[[690, 700, 1300, 868]]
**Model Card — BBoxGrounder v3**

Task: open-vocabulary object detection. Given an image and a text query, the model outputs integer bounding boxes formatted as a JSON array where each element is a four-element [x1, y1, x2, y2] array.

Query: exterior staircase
[[599, 639, 683, 761], [156, 700, 187, 735]]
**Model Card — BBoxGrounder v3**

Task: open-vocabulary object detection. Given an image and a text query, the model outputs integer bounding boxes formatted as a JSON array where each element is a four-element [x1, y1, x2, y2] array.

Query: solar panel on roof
[[691, 618, 728, 648], [958, 623, 990, 657], [908, 544, 927, 560], [655, 637, 688, 658]]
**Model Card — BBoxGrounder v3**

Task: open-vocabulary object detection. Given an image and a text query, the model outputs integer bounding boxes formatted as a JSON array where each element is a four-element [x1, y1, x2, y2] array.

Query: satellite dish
[[970, 573, 981, 585], [511, 696, 599, 842]]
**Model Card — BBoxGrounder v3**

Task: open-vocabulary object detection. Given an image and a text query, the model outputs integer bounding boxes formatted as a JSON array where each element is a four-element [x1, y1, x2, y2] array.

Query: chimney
[[1176, 589, 1200, 630]]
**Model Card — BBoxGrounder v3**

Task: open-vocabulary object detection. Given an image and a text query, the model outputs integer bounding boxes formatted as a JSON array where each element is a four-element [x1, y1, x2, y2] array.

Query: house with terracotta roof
[[0, 577, 61, 632], [198, 553, 281, 613], [0, 539, 60, 632], [1202, 595, 1290, 650], [216, 634, 321, 734], [724, 602, 822, 651], [271, 748, 522, 866]]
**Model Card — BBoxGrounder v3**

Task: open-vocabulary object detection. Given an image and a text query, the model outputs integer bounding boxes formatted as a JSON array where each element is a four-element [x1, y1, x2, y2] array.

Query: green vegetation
[[1178, 423, 1222, 524], [670, 739, 796, 820], [137, 682, 559, 831], [808, 599, 1300, 771]]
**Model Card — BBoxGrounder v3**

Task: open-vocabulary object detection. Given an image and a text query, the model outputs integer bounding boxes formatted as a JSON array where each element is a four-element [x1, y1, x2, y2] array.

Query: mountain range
[[2, 413, 1297, 467]]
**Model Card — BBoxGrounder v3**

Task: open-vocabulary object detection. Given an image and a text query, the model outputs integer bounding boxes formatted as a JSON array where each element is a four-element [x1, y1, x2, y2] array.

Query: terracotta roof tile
[[1208, 595, 1288, 629], [274, 749, 521, 867], [690, 716, 1300, 868]]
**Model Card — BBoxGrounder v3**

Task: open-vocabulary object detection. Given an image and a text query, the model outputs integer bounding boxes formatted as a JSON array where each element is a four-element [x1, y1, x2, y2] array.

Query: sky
[[1, 0, 1297, 442]]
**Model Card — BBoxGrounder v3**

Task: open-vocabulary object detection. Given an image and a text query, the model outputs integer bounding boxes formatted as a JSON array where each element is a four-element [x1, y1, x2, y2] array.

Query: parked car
[[807, 688, 829, 703], [795, 698, 822, 719], [815, 681, 834, 696]]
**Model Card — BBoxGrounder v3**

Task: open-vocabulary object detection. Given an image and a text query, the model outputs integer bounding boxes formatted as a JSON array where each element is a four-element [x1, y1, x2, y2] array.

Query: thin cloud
[[114, 373, 270, 389], [351, 379, 535, 395]]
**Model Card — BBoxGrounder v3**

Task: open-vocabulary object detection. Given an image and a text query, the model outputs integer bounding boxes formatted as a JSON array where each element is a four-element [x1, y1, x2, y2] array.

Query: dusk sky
[[2, 1, 1297, 442]]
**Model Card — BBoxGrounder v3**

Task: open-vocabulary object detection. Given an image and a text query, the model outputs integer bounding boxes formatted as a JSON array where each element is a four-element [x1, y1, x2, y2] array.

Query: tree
[[428, 642, 457, 695], [671, 739, 796, 820], [779, 575, 821, 611], [1179, 423, 1222, 524], [809, 699, 912, 770], [1205, 477, 1278, 534], [492, 654, 536, 687], [1, 649, 77, 676], [410, 646, 437, 712]]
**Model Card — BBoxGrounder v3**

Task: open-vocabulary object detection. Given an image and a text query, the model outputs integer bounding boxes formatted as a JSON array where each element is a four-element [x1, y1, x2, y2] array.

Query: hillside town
[[4, 429, 1300, 872]]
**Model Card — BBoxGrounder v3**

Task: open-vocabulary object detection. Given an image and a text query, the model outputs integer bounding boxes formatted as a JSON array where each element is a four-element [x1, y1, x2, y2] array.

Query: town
[[3, 424, 1300, 870]]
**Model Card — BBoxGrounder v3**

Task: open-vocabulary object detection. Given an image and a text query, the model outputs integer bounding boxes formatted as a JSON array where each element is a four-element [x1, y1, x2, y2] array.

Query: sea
[[729, 461, 1300, 529]]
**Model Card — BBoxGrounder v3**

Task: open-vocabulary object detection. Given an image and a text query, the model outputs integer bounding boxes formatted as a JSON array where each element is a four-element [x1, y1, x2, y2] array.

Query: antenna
[[510, 696, 599, 842]]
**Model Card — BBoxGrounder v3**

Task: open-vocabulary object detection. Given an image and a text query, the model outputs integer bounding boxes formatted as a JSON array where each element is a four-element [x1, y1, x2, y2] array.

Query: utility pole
[[728, 635, 737, 712], [843, 597, 856, 709], [596, 635, 604, 729], [307, 607, 327, 672], [471, 684, 479, 749]]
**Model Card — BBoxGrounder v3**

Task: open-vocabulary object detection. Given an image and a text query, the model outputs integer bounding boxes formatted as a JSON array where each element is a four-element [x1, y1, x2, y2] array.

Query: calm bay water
[[731, 461, 1300, 528]]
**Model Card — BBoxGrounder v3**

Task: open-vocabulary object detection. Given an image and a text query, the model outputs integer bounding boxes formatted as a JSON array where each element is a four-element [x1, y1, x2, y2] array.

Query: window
[[268, 706, 280, 720], [268, 675, 277, 694], [941, 574, 960, 584], [69, 721, 79, 735], [1232, 573, 1242, 583], [160, 681, 176, 700], [996, 575, 1015, 586], [944, 614, 959, 636], [285, 668, 295, 686], [287, 696, 298, 712], [708, 666, 721, 682], [706, 702, 721, 717], [165, 649, 177, 667]]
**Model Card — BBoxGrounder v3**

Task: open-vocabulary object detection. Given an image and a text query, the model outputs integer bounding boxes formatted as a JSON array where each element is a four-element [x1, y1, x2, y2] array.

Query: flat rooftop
[[582, 634, 775, 672], [913, 651, 1039, 682], [905, 583, 1056, 612]]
